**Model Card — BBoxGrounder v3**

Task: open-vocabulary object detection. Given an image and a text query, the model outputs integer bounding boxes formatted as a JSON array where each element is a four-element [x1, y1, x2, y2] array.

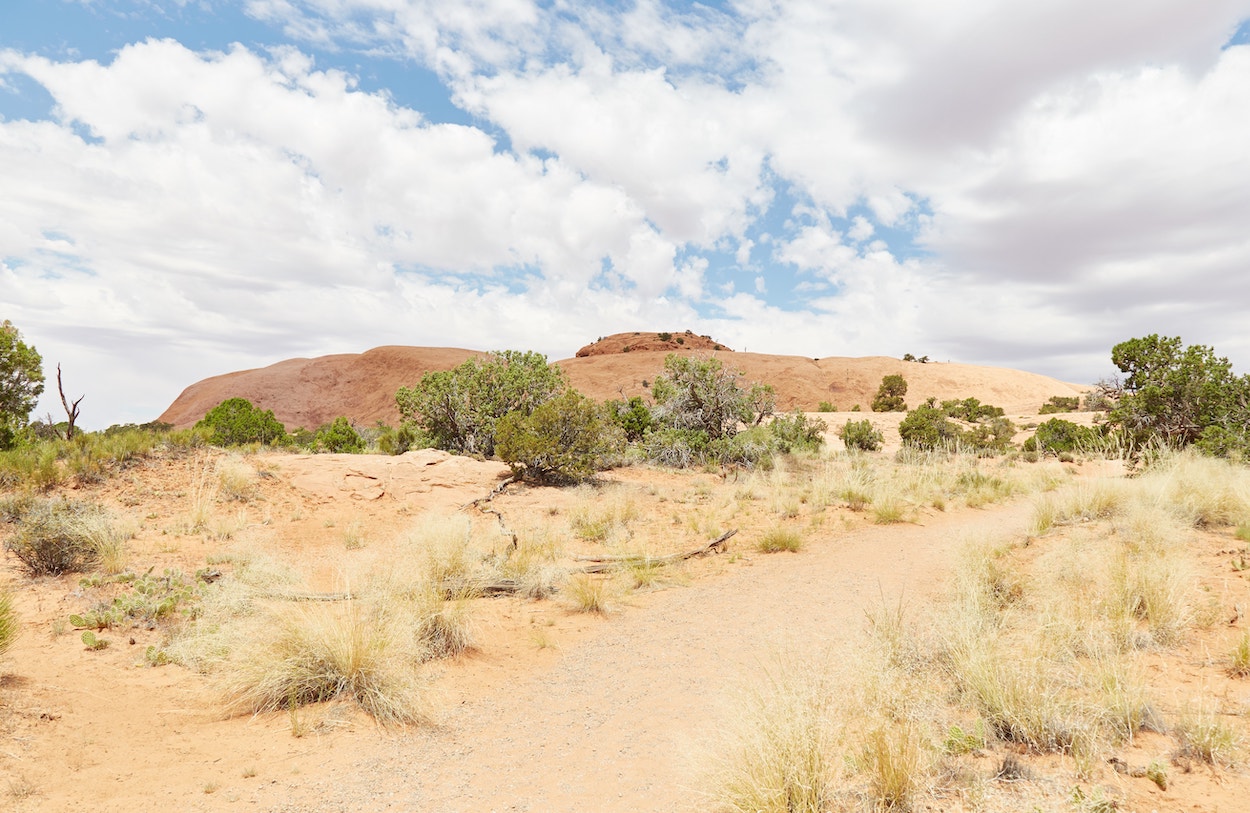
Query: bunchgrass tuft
[[221, 600, 428, 726], [0, 590, 20, 658], [564, 573, 611, 614], [756, 527, 803, 553], [706, 662, 838, 813]]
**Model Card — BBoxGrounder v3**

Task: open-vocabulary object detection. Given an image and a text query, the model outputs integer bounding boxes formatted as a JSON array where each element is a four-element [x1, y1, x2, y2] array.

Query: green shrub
[[314, 417, 364, 454], [3, 498, 107, 576], [395, 350, 565, 457], [871, 375, 907, 412], [940, 397, 1004, 422], [657, 331, 672, 342], [197, 398, 288, 446], [1039, 395, 1080, 414], [898, 405, 960, 451], [1023, 418, 1098, 455], [840, 419, 883, 452], [496, 390, 623, 484], [817, 400, 836, 412], [605, 396, 655, 442], [375, 423, 426, 455], [767, 412, 827, 454]]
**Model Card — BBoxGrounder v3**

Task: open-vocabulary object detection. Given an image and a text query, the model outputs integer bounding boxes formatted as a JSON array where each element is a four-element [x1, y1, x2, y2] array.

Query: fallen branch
[[571, 529, 737, 573], [263, 530, 737, 601], [463, 476, 518, 548]]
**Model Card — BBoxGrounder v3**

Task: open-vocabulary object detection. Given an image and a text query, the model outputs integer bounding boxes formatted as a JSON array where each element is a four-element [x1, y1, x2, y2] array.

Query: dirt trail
[[258, 499, 1036, 813]]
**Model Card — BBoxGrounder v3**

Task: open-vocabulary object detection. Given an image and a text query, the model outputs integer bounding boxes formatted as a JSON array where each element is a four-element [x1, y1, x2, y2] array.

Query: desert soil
[[3, 434, 1248, 812]]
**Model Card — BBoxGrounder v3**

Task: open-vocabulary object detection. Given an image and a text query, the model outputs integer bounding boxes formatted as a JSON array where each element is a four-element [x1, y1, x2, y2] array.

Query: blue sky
[[3, 1, 1250, 427]]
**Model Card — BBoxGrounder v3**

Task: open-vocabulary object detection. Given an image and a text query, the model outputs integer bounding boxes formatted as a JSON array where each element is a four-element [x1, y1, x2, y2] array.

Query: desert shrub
[[897, 405, 960, 451], [657, 331, 672, 342], [708, 427, 775, 467], [651, 354, 774, 440], [1107, 334, 1250, 456], [962, 416, 1017, 453], [817, 400, 836, 412], [839, 419, 883, 452], [642, 428, 710, 468], [605, 396, 655, 442], [940, 397, 1005, 422], [374, 423, 426, 455], [496, 390, 623, 484], [314, 417, 365, 454], [767, 412, 827, 454], [1040, 395, 1081, 414], [3, 498, 108, 576], [395, 350, 565, 457], [871, 374, 908, 412], [0, 589, 19, 658], [197, 398, 288, 447], [1024, 418, 1099, 456]]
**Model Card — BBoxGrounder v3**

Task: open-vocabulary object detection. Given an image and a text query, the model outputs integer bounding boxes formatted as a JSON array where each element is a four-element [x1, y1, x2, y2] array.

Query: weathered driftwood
[[571, 529, 737, 573], [263, 530, 736, 601], [463, 475, 519, 548]]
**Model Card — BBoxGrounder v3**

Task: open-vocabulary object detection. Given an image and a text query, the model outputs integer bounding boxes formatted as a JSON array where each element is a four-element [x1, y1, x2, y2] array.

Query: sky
[[3, 1, 1250, 429]]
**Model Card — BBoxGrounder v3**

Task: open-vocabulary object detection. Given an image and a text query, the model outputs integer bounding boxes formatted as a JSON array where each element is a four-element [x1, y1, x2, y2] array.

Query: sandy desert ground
[[4, 409, 1250, 813]]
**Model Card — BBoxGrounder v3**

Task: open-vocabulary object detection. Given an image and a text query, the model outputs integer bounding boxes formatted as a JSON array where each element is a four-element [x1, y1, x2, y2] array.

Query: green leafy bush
[[871, 375, 908, 412], [898, 405, 961, 451], [605, 396, 655, 442], [1023, 418, 1099, 455], [197, 398, 288, 447], [840, 419, 883, 452], [1108, 334, 1250, 455], [1039, 396, 1080, 414], [395, 350, 565, 457], [940, 398, 1004, 422], [657, 331, 672, 342], [817, 400, 837, 412], [314, 417, 364, 453], [767, 412, 827, 454], [496, 390, 623, 483]]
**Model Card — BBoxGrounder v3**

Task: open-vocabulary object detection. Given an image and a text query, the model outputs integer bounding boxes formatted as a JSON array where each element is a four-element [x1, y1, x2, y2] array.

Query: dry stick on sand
[[463, 476, 519, 549], [571, 529, 737, 573]]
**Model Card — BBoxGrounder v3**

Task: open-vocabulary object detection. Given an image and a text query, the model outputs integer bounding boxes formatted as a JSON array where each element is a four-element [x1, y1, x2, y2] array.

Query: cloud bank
[[2, 1, 1248, 426]]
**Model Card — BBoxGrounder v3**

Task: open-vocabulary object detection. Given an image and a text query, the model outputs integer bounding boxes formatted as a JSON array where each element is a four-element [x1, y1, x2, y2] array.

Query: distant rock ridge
[[158, 341, 1089, 431]]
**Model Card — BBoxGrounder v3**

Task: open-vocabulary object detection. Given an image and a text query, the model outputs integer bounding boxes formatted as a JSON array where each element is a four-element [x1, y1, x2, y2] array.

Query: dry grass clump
[[564, 573, 612, 614], [756, 527, 803, 553], [220, 600, 428, 726], [497, 530, 565, 598], [1030, 479, 1129, 535], [412, 585, 476, 659], [706, 661, 839, 813], [2, 498, 131, 576], [0, 589, 19, 658], [1172, 704, 1241, 767], [1141, 450, 1250, 528], [569, 486, 638, 543], [216, 456, 258, 502]]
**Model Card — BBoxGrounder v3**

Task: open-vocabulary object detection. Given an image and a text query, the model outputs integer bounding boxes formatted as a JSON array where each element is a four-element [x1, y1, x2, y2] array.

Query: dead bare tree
[[57, 364, 84, 440]]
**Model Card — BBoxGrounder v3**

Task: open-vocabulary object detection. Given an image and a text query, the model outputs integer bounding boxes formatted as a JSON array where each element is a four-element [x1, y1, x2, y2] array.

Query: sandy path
[[261, 499, 1035, 813]]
